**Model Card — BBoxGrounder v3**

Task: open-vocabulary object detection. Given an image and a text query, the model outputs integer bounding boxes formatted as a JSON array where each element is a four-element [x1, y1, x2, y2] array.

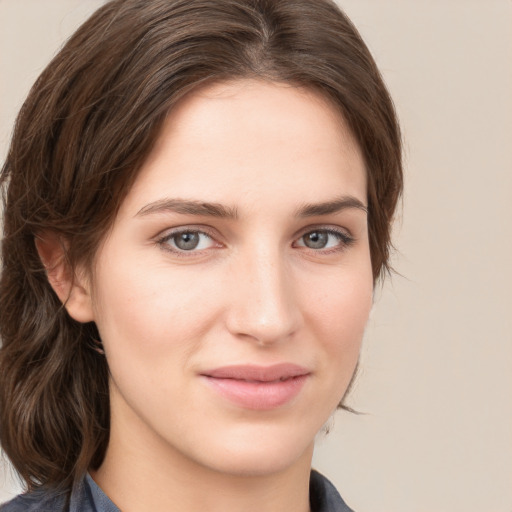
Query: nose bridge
[[226, 242, 300, 345]]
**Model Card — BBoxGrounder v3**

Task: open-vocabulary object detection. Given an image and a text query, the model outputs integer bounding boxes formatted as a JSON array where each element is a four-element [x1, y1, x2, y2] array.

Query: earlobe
[[35, 232, 95, 323]]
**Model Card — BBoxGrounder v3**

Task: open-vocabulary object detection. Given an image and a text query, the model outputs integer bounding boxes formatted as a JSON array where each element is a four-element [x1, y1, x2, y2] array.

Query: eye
[[158, 229, 218, 253], [294, 228, 354, 251]]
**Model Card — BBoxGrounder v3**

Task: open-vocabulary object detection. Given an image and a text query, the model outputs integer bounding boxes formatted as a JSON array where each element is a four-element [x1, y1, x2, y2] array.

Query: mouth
[[200, 364, 310, 410]]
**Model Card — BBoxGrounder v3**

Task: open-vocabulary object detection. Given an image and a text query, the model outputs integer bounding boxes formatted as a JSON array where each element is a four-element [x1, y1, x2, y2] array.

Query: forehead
[[121, 79, 366, 216]]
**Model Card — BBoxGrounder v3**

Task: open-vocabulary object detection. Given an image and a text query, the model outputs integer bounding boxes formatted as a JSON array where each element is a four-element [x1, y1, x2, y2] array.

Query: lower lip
[[202, 375, 309, 410]]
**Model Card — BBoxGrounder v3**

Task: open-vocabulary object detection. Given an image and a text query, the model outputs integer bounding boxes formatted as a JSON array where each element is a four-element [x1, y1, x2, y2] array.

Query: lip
[[200, 364, 310, 410]]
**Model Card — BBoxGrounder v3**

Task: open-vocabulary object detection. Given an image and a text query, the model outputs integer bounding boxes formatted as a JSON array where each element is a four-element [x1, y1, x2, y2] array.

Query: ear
[[35, 231, 95, 323]]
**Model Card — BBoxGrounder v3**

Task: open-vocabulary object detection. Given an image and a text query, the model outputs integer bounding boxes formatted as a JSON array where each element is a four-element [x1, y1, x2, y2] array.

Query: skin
[[41, 79, 373, 512]]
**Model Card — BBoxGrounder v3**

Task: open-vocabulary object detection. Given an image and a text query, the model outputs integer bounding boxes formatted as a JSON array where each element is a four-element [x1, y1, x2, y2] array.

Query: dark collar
[[310, 470, 355, 512], [0, 470, 354, 512]]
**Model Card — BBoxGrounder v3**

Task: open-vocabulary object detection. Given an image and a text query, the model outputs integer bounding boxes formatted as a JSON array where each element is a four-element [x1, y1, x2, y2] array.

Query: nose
[[224, 247, 302, 346]]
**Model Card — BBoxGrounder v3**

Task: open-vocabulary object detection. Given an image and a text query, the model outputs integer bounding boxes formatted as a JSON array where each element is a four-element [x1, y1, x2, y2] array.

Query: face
[[82, 80, 372, 477]]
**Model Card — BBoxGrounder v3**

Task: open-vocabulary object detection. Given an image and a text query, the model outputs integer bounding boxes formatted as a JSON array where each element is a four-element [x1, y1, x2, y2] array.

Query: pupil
[[305, 231, 328, 249], [175, 232, 200, 250]]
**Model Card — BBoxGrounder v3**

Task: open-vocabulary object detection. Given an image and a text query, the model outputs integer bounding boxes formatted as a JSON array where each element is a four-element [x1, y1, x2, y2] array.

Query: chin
[[185, 423, 317, 477], [208, 447, 313, 478]]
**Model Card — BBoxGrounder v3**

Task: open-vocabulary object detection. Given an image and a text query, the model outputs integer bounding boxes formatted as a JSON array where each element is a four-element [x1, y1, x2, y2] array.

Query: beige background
[[1, 1, 511, 511]]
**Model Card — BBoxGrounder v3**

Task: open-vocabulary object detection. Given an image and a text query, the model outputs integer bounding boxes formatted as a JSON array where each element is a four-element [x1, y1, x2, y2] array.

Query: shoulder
[[0, 489, 67, 512], [310, 470, 356, 512], [0, 475, 104, 512]]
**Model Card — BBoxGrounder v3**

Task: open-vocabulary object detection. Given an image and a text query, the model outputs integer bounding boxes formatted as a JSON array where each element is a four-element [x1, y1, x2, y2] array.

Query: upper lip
[[201, 364, 310, 382]]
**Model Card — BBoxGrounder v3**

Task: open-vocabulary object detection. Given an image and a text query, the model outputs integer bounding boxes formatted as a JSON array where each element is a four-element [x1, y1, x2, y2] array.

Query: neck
[[92, 441, 313, 512], [91, 400, 313, 512]]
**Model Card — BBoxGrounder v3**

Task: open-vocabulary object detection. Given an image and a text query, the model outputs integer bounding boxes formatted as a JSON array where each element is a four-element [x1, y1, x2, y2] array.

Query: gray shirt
[[0, 470, 354, 512]]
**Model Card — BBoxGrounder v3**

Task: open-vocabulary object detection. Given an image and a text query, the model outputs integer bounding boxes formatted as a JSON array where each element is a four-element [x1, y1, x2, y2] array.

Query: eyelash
[[293, 228, 355, 253], [156, 226, 355, 257], [156, 227, 219, 257]]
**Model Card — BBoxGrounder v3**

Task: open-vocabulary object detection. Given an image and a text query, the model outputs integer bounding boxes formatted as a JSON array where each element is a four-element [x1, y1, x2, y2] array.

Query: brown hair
[[0, 0, 402, 493]]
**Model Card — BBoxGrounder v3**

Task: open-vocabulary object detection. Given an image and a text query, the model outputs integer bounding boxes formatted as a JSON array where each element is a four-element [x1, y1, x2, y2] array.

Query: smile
[[200, 364, 310, 410]]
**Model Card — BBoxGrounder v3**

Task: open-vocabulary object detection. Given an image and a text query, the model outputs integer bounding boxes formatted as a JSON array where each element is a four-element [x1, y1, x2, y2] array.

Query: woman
[[0, 0, 402, 511]]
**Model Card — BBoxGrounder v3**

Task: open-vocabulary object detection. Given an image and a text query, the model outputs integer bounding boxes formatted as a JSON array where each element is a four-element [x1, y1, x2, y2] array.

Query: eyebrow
[[136, 198, 239, 219], [135, 195, 367, 220], [295, 195, 368, 217]]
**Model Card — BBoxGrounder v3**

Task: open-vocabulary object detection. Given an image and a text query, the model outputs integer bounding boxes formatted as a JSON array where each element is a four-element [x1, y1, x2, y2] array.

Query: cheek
[[302, 263, 373, 392], [305, 264, 373, 337], [89, 261, 211, 416], [90, 249, 231, 383], [91, 253, 200, 356]]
